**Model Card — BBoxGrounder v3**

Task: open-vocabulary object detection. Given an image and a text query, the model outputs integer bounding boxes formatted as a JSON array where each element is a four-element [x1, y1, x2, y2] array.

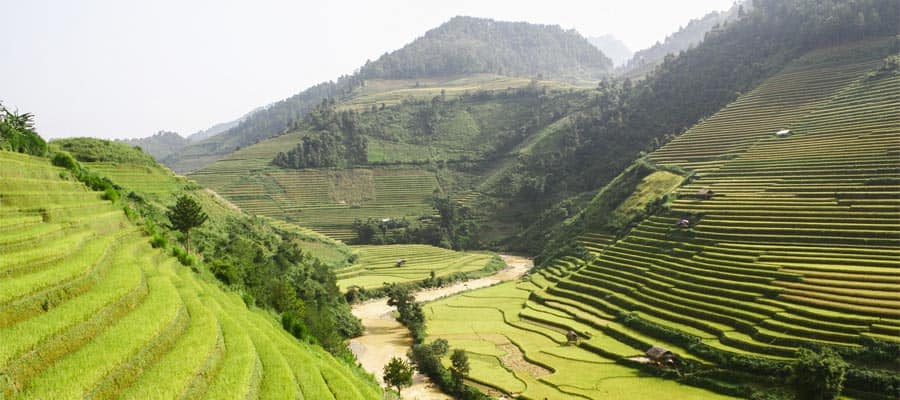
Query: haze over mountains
[[587, 34, 632, 66], [2, 0, 899, 399], [134, 9, 741, 168]]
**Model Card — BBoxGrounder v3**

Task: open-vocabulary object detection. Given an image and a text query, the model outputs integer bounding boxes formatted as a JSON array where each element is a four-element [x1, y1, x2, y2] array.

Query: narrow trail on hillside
[[349, 254, 533, 399]]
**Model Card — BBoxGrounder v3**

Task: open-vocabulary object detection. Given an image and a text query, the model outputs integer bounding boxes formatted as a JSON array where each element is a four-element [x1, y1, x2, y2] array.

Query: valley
[[2, 2, 898, 399]]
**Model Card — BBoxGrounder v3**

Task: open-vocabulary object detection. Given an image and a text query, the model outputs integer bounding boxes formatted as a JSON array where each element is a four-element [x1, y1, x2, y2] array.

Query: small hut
[[645, 346, 682, 368], [675, 219, 691, 228], [775, 129, 792, 138], [695, 188, 715, 200], [395, 259, 406, 267], [566, 330, 579, 345]]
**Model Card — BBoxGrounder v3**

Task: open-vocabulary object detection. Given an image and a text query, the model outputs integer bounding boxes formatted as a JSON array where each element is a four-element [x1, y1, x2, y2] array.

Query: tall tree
[[383, 356, 414, 397], [166, 194, 208, 254], [450, 349, 470, 384]]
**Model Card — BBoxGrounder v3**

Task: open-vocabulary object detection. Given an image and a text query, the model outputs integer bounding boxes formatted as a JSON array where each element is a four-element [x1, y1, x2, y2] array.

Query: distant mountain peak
[[359, 16, 612, 80], [587, 34, 632, 67]]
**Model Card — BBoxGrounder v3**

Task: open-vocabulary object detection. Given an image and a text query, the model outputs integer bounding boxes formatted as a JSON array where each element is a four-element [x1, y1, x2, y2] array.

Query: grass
[[192, 165, 440, 242], [0, 150, 382, 399], [16, 274, 184, 399], [424, 281, 737, 399], [118, 264, 222, 400], [337, 244, 497, 290]]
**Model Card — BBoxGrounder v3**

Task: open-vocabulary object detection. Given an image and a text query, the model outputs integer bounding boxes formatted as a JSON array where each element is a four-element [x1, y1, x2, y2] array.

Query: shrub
[[149, 234, 167, 248], [170, 245, 195, 266], [792, 347, 848, 400], [51, 151, 80, 172], [209, 260, 241, 285], [102, 187, 120, 203]]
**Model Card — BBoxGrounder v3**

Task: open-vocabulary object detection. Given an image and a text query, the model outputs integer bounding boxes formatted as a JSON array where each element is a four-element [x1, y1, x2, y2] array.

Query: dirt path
[[349, 254, 533, 399]]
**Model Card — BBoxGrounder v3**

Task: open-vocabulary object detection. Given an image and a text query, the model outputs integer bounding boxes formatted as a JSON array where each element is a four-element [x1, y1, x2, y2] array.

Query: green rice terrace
[[191, 163, 439, 241], [0, 151, 381, 399], [337, 244, 498, 290], [4, 3, 900, 399], [419, 40, 900, 399]]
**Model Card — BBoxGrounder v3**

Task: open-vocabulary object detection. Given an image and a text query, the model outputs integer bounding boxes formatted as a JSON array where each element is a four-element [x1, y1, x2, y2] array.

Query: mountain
[[186, 106, 264, 142], [588, 34, 632, 66], [119, 130, 188, 161], [160, 16, 611, 174], [189, 0, 898, 253], [359, 16, 612, 80], [622, 2, 743, 77]]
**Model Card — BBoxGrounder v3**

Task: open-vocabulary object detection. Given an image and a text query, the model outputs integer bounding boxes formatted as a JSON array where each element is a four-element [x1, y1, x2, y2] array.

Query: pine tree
[[166, 195, 208, 254]]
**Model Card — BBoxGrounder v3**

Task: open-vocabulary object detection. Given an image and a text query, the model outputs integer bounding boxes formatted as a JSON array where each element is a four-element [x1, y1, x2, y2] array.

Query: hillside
[[188, 0, 899, 252], [119, 131, 188, 161], [588, 34, 632, 66], [189, 83, 593, 241], [464, 41, 900, 399], [0, 150, 381, 399], [160, 16, 607, 174], [621, 2, 741, 78], [359, 16, 612, 80]]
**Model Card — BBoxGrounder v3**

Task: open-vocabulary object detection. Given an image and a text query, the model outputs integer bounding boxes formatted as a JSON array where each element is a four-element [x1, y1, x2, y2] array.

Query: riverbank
[[349, 254, 533, 399]]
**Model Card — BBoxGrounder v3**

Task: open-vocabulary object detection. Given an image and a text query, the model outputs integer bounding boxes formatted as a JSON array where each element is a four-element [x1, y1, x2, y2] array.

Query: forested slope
[[161, 16, 611, 174]]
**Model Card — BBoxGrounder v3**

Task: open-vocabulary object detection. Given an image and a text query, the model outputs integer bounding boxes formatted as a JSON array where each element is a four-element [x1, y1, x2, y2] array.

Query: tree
[[431, 338, 449, 356], [792, 347, 848, 400], [450, 348, 470, 384], [383, 356, 414, 397], [166, 194, 208, 254]]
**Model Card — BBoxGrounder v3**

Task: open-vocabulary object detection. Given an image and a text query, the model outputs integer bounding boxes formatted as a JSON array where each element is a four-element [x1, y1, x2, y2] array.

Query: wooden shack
[[645, 345, 681, 368], [695, 188, 715, 200], [566, 330, 579, 345]]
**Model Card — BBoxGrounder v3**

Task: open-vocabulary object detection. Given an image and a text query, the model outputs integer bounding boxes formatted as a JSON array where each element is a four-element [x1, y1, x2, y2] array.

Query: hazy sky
[[2, 0, 734, 140]]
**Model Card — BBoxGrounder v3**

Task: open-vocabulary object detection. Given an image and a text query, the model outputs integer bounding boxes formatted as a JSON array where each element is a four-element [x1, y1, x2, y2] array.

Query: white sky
[[1, 0, 734, 140]]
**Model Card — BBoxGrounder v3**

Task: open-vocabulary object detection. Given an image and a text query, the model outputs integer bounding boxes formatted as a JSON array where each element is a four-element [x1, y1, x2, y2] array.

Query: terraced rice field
[[426, 39, 900, 399], [0, 150, 381, 399], [424, 281, 736, 399], [338, 73, 586, 112], [337, 244, 496, 290], [191, 160, 439, 241]]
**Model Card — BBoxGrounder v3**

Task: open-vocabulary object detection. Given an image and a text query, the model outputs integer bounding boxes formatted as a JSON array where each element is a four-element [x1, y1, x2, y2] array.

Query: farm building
[[645, 346, 682, 368], [775, 129, 792, 137], [695, 188, 715, 199]]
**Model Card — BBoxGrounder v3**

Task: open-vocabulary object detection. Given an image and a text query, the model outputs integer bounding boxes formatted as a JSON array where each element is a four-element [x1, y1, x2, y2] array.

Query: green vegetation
[[54, 137, 158, 166], [161, 16, 605, 174], [622, 2, 740, 78], [0, 149, 381, 398], [0, 102, 46, 156], [337, 244, 500, 291], [423, 281, 737, 399], [166, 194, 208, 254], [792, 347, 848, 400], [519, 34, 900, 399], [359, 16, 611, 80], [382, 356, 414, 396]]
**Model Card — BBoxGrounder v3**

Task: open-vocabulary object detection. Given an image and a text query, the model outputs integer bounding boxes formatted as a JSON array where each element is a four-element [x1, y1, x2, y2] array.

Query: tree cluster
[[359, 16, 612, 80], [272, 101, 368, 169], [0, 102, 46, 156]]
